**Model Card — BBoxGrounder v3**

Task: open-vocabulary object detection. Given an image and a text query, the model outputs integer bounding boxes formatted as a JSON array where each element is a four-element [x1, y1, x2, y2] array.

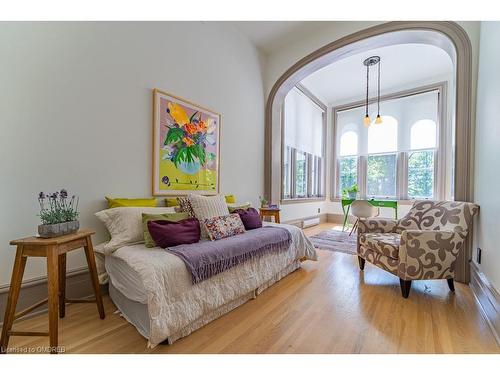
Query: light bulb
[[363, 115, 371, 127], [375, 114, 382, 124]]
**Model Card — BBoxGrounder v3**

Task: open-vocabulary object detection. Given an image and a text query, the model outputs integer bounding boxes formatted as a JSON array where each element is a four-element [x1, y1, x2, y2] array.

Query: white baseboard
[[470, 261, 500, 346], [283, 213, 328, 228]]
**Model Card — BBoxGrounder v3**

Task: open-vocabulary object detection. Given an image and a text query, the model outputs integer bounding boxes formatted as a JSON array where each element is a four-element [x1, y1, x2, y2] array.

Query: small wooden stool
[[259, 208, 281, 224], [0, 229, 104, 354]]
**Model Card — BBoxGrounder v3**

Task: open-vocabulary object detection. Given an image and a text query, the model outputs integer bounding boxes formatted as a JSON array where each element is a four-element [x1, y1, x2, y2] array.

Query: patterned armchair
[[357, 201, 479, 298]]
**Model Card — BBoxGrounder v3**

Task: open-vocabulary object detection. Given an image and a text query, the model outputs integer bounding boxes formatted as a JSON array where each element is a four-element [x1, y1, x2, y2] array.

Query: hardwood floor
[[6, 223, 499, 353]]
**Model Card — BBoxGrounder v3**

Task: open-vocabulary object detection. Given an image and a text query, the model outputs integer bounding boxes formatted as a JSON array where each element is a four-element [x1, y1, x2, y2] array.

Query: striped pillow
[[176, 197, 195, 217], [188, 194, 230, 237]]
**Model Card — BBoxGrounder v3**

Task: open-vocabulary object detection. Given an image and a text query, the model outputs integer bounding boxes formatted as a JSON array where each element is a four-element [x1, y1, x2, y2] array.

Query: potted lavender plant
[[38, 189, 80, 238]]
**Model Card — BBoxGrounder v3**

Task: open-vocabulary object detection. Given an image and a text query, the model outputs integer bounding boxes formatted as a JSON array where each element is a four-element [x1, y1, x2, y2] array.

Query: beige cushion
[[188, 194, 230, 237], [95, 206, 176, 253], [359, 232, 401, 259]]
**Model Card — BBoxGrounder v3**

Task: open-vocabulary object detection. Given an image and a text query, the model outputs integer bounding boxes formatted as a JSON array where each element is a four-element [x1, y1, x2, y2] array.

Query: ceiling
[[300, 43, 454, 104], [226, 21, 331, 54]]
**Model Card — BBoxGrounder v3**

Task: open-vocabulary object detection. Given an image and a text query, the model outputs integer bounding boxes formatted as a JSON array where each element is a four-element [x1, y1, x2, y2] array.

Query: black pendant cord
[[365, 64, 369, 117], [377, 60, 381, 117]]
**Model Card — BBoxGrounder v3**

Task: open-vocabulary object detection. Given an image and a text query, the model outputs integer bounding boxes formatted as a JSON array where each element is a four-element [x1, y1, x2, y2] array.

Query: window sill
[[329, 197, 424, 205], [281, 197, 326, 205]]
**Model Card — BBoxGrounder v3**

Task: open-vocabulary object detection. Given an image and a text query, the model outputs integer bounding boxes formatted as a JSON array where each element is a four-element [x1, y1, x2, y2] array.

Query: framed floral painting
[[152, 89, 220, 196]]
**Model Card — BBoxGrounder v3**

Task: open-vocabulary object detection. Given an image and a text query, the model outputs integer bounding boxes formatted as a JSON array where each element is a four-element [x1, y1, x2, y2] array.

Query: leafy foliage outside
[[408, 150, 434, 198], [339, 156, 357, 196], [367, 154, 397, 197], [295, 152, 307, 197]]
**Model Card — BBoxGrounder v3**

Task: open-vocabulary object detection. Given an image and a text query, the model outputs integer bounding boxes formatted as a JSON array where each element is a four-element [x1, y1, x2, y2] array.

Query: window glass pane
[[411, 119, 437, 150], [295, 151, 308, 197], [408, 150, 434, 199], [339, 156, 357, 196], [367, 154, 397, 197], [283, 146, 291, 198], [311, 156, 318, 196], [368, 116, 398, 153], [340, 131, 358, 156]]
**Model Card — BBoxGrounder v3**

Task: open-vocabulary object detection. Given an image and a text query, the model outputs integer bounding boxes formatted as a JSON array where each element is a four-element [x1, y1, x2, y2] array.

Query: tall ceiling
[[226, 21, 331, 54], [227, 22, 454, 105], [300, 43, 454, 104]]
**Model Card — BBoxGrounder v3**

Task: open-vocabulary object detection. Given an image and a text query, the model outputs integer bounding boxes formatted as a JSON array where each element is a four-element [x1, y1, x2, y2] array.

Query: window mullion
[[434, 148, 439, 199], [398, 151, 408, 200], [291, 148, 297, 199], [307, 153, 312, 197], [359, 155, 367, 198]]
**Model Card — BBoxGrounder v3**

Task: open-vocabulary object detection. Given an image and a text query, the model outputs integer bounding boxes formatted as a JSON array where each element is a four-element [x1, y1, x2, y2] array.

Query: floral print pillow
[[203, 213, 246, 241]]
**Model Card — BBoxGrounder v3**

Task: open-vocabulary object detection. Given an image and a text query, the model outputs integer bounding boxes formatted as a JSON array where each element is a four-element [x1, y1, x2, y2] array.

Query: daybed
[[95, 222, 317, 347]]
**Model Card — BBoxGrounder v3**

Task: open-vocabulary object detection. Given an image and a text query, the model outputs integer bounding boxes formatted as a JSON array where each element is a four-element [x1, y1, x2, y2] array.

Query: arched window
[[411, 119, 437, 150], [368, 115, 398, 153], [339, 130, 358, 156]]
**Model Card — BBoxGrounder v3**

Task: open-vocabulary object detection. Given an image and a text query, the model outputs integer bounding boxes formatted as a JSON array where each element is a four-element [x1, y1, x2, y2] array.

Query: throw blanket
[[167, 226, 292, 283]]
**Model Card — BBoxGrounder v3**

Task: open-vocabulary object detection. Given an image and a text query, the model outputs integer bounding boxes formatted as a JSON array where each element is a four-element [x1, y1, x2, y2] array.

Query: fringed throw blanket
[[167, 227, 292, 283]]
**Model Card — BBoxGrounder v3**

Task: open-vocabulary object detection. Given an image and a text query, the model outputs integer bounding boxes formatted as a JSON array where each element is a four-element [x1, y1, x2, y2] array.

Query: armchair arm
[[398, 230, 467, 280], [358, 218, 398, 234]]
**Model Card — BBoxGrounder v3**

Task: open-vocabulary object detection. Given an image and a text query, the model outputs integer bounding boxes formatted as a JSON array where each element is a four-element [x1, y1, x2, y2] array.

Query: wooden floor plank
[[6, 223, 499, 354]]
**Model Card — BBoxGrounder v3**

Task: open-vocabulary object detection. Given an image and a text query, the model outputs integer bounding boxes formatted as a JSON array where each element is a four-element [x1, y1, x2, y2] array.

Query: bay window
[[334, 87, 443, 200], [283, 86, 326, 200]]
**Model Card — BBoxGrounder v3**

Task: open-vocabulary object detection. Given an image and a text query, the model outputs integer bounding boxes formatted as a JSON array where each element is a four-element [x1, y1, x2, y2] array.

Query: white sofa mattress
[[102, 222, 317, 347]]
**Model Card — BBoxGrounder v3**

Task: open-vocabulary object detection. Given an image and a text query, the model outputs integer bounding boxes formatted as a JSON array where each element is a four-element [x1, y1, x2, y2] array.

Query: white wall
[[0, 22, 265, 287], [473, 21, 500, 292], [263, 21, 480, 222]]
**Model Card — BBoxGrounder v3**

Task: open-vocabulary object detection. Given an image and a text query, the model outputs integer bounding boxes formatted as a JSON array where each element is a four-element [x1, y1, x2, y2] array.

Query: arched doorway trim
[[264, 21, 473, 282]]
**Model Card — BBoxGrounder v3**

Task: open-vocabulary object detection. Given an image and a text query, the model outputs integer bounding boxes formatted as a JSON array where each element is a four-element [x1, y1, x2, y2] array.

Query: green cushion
[[228, 202, 251, 213], [142, 212, 189, 247]]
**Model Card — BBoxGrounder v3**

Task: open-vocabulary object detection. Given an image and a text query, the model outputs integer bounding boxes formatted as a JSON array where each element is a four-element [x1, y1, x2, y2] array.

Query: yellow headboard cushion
[[105, 197, 157, 209]]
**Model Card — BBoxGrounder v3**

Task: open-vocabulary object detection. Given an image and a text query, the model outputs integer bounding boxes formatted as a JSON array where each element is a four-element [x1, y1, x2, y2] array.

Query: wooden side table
[[259, 208, 281, 224], [0, 229, 105, 354]]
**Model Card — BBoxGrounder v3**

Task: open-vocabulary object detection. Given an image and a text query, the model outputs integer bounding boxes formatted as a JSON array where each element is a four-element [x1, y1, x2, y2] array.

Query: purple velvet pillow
[[233, 207, 262, 230], [147, 218, 201, 248]]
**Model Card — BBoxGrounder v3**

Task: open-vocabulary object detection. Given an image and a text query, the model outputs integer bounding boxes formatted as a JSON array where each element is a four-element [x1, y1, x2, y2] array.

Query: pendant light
[[363, 62, 370, 127], [375, 57, 383, 124], [362, 56, 381, 127]]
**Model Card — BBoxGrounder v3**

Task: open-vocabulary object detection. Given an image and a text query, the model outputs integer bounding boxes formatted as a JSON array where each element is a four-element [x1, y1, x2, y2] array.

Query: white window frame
[[332, 82, 447, 201], [281, 84, 327, 202]]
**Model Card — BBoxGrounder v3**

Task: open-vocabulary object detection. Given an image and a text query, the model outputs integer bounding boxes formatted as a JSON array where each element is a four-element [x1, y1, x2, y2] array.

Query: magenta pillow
[[147, 218, 200, 248], [233, 207, 262, 230]]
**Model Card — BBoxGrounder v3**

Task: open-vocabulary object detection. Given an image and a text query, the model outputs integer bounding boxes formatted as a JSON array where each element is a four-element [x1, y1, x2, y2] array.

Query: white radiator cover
[[302, 217, 320, 228]]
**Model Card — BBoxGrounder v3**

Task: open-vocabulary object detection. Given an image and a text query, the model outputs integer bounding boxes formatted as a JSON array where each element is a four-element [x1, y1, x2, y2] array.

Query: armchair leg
[[447, 278, 455, 292], [357, 256, 365, 270], [399, 279, 412, 299]]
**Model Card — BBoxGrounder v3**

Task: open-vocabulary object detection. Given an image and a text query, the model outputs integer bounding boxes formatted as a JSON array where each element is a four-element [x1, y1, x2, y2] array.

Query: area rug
[[309, 229, 357, 255]]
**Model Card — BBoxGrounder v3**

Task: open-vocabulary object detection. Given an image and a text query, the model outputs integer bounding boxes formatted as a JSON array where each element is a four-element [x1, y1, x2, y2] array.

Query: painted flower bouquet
[[162, 102, 216, 175], [37, 189, 80, 237]]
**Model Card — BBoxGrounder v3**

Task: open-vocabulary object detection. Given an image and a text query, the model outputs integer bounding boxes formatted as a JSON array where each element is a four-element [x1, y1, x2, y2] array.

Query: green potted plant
[[37, 189, 80, 238], [342, 184, 359, 199], [259, 195, 269, 208]]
